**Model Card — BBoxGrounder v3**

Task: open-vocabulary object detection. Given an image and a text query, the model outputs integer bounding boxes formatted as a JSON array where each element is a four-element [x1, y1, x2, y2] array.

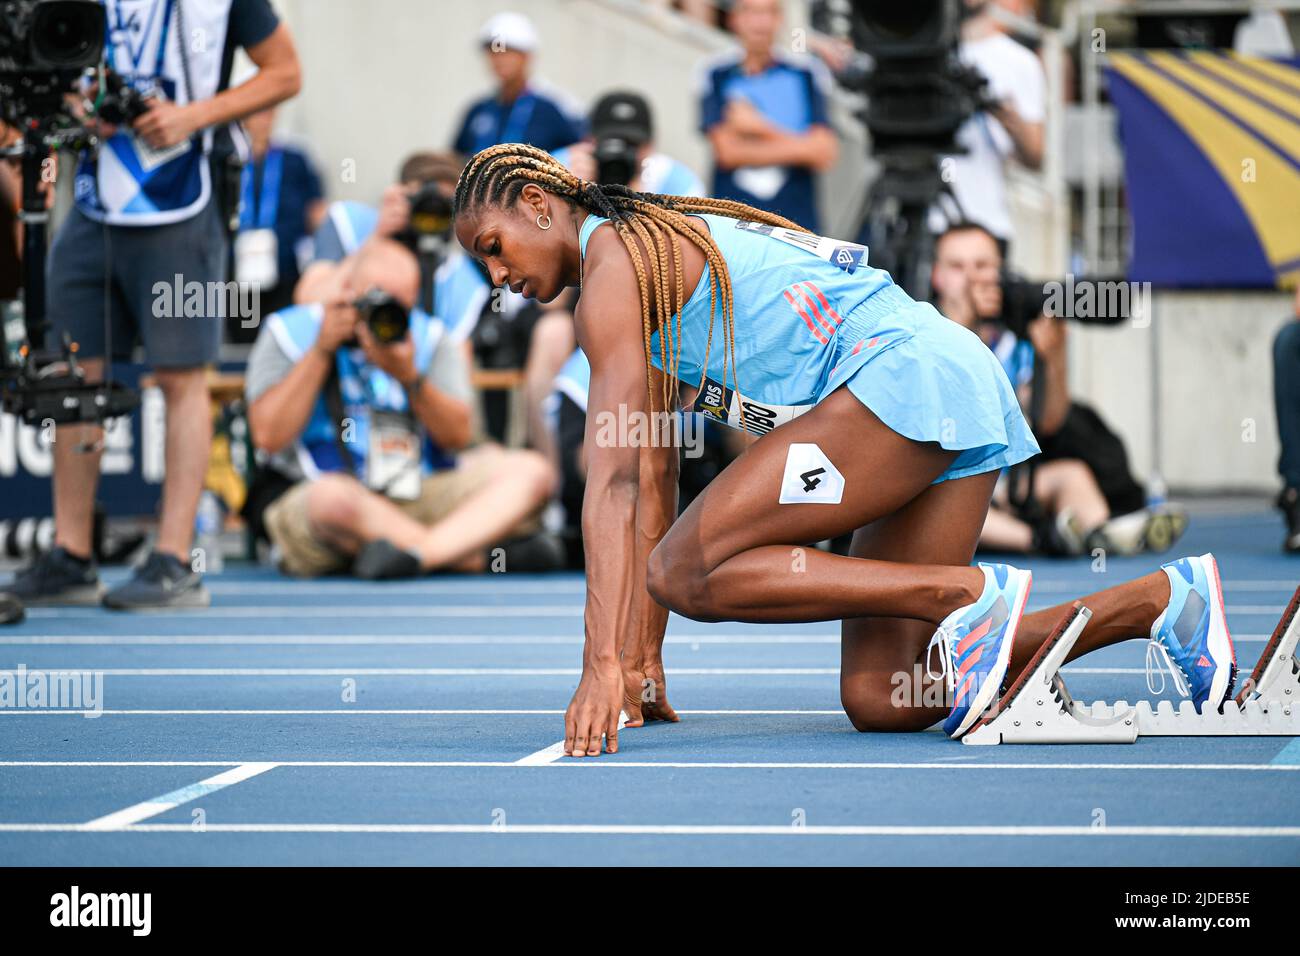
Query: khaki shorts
[[264, 458, 499, 578]]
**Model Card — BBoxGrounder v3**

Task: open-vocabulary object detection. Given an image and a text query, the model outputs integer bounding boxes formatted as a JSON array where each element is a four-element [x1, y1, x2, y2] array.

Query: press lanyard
[[240, 147, 283, 231], [477, 91, 536, 153], [105, 0, 176, 79]]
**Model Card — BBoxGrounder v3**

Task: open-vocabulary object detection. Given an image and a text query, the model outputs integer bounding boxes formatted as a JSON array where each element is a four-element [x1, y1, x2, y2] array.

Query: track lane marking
[[81, 763, 278, 830], [2, 822, 1298, 837]]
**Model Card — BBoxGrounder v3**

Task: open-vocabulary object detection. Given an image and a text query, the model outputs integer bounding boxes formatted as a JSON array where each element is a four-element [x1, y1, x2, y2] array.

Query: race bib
[[367, 409, 421, 501], [734, 220, 869, 274], [693, 376, 813, 437]]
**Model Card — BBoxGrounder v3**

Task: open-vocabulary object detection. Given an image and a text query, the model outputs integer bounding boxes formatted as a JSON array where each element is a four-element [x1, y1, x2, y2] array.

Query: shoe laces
[[1145, 638, 1191, 698], [926, 623, 959, 694]]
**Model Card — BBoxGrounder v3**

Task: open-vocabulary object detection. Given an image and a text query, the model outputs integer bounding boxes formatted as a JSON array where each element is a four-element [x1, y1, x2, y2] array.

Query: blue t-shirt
[[698, 50, 832, 232], [988, 327, 1035, 389], [453, 85, 586, 156]]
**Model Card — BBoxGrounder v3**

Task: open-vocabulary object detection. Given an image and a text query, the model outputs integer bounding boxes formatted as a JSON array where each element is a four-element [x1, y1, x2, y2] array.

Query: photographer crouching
[[243, 238, 558, 578], [931, 222, 1188, 557]]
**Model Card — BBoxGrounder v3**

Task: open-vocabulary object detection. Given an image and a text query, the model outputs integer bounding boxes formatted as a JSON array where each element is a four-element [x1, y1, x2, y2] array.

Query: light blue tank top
[[577, 212, 905, 434]]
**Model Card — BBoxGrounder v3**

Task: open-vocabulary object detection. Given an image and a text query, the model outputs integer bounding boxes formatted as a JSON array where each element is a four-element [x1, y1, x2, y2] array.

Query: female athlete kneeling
[[452, 144, 1236, 757]]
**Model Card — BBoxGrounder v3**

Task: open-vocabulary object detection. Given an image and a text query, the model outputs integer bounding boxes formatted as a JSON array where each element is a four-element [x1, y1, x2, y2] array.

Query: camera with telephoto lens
[[594, 135, 638, 187], [355, 288, 410, 346]]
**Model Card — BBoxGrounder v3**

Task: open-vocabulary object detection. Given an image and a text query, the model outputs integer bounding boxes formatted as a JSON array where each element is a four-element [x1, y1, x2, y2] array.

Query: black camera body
[[594, 135, 639, 187], [405, 183, 453, 239], [355, 288, 410, 347], [96, 68, 157, 126]]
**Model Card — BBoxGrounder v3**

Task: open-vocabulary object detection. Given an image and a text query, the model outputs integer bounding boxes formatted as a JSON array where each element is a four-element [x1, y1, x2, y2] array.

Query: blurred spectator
[[243, 239, 559, 578], [1273, 285, 1300, 553], [932, 222, 1186, 557], [451, 12, 586, 157], [930, 0, 1046, 250], [528, 91, 705, 466], [229, 105, 326, 341], [698, 0, 837, 231], [298, 152, 491, 363], [645, 0, 726, 29]]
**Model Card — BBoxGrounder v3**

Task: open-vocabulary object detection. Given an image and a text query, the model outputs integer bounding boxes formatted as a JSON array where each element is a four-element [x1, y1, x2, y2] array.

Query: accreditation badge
[[367, 410, 421, 501], [234, 228, 280, 289]]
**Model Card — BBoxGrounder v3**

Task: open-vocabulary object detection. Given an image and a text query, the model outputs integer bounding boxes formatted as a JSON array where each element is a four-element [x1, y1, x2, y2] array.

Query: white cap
[[479, 12, 538, 53]]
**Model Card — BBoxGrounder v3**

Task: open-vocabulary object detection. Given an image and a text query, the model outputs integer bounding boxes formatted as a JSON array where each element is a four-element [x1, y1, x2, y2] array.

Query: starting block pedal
[[962, 588, 1300, 745]]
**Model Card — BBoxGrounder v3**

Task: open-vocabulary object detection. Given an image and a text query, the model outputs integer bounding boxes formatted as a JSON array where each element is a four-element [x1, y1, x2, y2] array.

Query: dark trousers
[[1274, 321, 1300, 489]]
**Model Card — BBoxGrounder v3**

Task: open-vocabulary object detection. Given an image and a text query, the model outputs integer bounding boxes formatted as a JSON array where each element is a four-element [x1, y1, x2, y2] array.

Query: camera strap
[[323, 364, 357, 477]]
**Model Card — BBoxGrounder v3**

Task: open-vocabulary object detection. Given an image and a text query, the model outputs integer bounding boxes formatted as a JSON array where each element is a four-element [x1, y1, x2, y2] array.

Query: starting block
[[963, 588, 1300, 745]]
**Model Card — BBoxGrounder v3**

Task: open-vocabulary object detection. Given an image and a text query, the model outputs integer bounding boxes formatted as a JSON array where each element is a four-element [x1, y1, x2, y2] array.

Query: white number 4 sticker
[[778, 443, 844, 505]]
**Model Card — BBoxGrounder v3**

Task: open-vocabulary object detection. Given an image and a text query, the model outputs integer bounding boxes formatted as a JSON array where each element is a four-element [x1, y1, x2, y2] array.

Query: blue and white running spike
[[1147, 552, 1236, 713], [928, 563, 1032, 739]]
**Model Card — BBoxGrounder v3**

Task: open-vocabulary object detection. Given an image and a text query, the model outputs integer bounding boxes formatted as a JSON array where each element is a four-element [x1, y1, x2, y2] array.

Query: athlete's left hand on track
[[564, 662, 623, 757], [622, 657, 679, 727]]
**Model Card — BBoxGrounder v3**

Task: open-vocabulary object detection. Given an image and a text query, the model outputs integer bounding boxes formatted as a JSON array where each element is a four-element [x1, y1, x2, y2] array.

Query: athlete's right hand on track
[[564, 662, 623, 757]]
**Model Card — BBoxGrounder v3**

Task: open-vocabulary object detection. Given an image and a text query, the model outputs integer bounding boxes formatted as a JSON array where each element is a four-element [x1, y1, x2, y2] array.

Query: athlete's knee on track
[[841, 675, 940, 733]]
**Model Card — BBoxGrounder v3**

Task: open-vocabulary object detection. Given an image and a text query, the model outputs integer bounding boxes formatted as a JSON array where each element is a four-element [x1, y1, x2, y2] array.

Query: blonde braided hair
[[452, 143, 811, 414]]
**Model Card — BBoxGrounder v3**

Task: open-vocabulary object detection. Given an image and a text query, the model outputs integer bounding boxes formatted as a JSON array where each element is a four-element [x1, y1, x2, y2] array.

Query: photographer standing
[[6, 0, 301, 609], [931, 0, 1046, 250]]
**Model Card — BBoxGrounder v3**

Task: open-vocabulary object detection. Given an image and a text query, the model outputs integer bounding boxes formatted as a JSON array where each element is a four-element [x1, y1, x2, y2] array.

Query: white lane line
[[80, 763, 278, 830], [0, 633, 845, 645], [0, 633, 1274, 646], [25, 605, 585, 619], [0, 708, 845, 716], [2, 822, 1297, 837], [515, 742, 568, 765], [203, 581, 588, 595], [18, 667, 839, 677], [20, 604, 1289, 619], [186, 578, 1290, 595], [3, 760, 1297, 771]]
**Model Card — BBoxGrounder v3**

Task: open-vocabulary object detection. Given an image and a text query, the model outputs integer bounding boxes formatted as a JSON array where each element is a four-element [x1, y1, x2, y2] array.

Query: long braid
[[453, 143, 810, 414]]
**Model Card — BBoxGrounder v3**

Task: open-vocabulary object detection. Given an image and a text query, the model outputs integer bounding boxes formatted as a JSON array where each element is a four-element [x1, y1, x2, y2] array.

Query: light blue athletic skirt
[[815, 284, 1041, 484]]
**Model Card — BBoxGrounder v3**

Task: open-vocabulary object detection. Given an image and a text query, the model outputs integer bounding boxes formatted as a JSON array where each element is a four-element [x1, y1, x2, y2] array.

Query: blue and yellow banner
[[1106, 51, 1300, 288]]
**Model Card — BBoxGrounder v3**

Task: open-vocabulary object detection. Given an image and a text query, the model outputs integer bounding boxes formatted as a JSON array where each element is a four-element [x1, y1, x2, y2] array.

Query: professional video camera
[[0, 0, 138, 432], [838, 0, 994, 297], [353, 287, 410, 347]]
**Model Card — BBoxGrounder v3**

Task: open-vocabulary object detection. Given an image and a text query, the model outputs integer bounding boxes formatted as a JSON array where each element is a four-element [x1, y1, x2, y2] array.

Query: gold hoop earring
[[536, 213, 552, 231]]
